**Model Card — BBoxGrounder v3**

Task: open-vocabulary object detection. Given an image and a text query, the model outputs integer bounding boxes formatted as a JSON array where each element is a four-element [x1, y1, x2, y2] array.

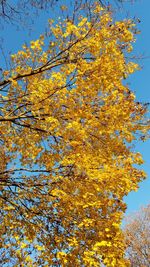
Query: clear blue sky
[[1, 0, 150, 216], [120, 0, 150, 215]]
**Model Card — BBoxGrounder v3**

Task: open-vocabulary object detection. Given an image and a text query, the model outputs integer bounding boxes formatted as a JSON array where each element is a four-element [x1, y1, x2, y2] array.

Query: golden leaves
[[0, 2, 148, 266]]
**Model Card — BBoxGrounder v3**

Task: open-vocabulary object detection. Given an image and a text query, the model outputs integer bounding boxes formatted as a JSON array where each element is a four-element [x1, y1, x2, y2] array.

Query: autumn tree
[[124, 205, 150, 267], [0, 0, 126, 26], [0, 1, 149, 266]]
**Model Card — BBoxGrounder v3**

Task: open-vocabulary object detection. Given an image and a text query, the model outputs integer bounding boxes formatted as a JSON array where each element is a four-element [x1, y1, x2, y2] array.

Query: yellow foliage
[[0, 2, 148, 267]]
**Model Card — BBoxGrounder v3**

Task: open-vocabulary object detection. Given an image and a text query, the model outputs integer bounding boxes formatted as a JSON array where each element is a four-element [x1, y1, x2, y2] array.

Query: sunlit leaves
[[0, 2, 149, 266]]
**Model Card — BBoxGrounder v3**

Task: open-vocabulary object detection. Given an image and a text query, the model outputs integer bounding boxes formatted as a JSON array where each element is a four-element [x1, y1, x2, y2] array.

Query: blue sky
[[1, 0, 150, 216], [120, 0, 150, 215]]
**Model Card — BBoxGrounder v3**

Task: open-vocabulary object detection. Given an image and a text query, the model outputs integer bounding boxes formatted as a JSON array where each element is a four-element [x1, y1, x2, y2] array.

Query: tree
[[124, 205, 150, 267], [0, 1, 149, 266], [0, 0, 126, 25]]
